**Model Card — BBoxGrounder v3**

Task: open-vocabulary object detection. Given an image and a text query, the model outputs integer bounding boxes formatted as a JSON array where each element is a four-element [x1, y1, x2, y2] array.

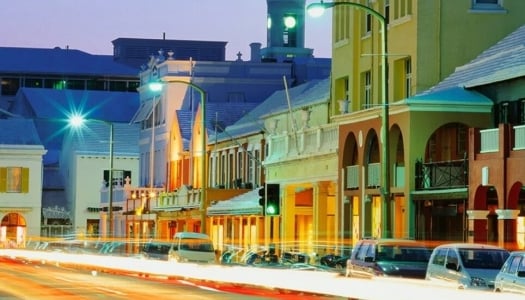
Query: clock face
[[267, 16, 272, 29], [284, 16, 296, 28]]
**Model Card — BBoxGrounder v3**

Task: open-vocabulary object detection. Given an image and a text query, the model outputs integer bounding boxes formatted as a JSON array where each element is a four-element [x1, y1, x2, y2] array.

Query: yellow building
[[319, 0, 525, 244]]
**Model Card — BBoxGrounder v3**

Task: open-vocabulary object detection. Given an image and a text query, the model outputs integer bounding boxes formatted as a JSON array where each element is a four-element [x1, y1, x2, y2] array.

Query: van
[[425, 243, 510, 290], [170, 232, 216, 264]]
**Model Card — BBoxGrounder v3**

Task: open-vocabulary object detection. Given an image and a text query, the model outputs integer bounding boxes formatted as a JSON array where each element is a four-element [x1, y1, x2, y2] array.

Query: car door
[[511, 255, 525, 294]]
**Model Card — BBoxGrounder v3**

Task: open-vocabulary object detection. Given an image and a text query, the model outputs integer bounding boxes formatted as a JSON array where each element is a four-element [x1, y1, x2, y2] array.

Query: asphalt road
[[0, 256, 343, 300]]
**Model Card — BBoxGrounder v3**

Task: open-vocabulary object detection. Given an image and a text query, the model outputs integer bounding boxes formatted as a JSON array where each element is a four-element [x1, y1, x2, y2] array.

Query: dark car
[[494, 250, 525, 294], [320, 254, 349, 270], [141, 242, 173, 260], [346, 238, 432, 279]]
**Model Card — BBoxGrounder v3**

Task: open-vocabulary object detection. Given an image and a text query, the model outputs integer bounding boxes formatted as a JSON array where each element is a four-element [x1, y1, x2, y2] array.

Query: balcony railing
[[266, 123, 338, 163], [156, 185, 202, 210], [514, 124, 525, 150], [367, 163, 381, 188], [415, 159, 468, 190], [480, 128, 499, 153]]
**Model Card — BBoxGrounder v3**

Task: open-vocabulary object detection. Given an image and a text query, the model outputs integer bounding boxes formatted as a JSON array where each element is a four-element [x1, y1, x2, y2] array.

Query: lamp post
[[149, 80, 208, 234], [308, 1, 391, 237], [69, 115, 115, 238]]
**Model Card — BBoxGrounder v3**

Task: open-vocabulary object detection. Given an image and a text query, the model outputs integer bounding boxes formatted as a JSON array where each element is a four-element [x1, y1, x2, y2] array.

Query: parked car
[[494, 250, 525, 294], [425, 243, 510, 290], [320, 253, 349, 270], [346, 238, 432, 279], [141, 242, 173, 261]]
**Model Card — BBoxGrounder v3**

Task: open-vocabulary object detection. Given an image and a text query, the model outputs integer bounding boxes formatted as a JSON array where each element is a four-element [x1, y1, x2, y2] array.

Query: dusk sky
[[1, 0, 332, 61]]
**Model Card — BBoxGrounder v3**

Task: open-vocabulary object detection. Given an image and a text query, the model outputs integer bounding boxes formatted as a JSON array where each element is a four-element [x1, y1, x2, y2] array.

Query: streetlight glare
[[306, 2, 330, 18], [149, 82, 163, 92], [69, 114, 85, 127]]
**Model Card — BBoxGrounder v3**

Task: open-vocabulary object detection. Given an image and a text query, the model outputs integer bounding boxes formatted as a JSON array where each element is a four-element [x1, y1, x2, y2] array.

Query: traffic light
[[259, 184, 280, 216]]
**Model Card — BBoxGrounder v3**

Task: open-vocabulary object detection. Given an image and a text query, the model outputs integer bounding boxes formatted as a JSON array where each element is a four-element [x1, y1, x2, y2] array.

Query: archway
[[1, 212, 27, 248]]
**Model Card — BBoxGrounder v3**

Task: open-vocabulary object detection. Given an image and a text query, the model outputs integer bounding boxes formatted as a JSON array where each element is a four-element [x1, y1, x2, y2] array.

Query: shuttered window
[[0, 167, 29, 193]]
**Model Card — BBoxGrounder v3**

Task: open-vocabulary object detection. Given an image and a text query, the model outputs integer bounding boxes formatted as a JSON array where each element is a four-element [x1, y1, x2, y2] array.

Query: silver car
[[495, 251, 525, 295], [425, 243, 509, 290]]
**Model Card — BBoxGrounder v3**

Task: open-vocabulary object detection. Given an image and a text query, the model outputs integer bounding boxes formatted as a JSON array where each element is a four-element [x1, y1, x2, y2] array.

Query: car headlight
[[470, 276, 488, 287]]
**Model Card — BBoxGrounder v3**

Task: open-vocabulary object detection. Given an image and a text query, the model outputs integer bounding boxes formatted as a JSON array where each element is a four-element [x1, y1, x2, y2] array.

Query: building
[[135, 0, 331, 249], [0, 119, 46, 246], [330, 0, 525, 245]]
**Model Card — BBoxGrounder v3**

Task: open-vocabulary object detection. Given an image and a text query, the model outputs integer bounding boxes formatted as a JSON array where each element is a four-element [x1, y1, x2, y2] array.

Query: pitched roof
[[212, 78, 330, 141], [424, 24, 525, 93], [0, 118, 42, 145], [177, 102, 259, 150], [65, 122, 140, 156], [0, 47, 139, 76]]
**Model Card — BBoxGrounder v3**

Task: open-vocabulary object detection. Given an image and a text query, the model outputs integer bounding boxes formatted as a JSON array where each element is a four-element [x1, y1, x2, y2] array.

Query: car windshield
[[459, 248, 509, 269], [376, 245, 431, 262], [179, 238, 214, 252]]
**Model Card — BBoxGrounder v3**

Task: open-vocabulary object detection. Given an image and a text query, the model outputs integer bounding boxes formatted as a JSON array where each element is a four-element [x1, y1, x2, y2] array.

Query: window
[[363, 71, 372, 109], [0, 167, 29, 193], [1, 77, 20, 96], [24, 78, 43, 88], [405, 58, 412, 98], [103, 170, 131, 188], [471, 0, 504, 11], [384, 0, 390, 25]]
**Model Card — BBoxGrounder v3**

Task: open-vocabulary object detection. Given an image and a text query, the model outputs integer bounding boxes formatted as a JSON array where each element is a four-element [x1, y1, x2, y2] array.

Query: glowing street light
[[68, 114, 115, 238], [308, 1, 391, 237], [149, 80, 208, 234]]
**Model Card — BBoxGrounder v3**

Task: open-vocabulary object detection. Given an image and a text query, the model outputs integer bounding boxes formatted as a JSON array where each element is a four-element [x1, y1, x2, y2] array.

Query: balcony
[[479, 124, 525, 153], [415, 159, 468, 190], [266, 123, 338, 163]]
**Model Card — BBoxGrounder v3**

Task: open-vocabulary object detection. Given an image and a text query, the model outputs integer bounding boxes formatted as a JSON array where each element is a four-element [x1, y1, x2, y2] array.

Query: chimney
[[250, 42, 262, 62]]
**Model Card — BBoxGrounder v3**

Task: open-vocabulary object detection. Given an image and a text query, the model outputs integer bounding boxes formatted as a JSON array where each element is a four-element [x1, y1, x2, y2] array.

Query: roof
[[177, 102, 259, 150], [434, 243, 508, 250], [0, 47, 139, 76], [207, 188, 263, 216], [65, 122, 140, 156], [212, 78, 330, 141], [0, 118, 42, 145], [404, 86, 493, 110], [423, 24, 525, 93], [9, 88, 139, 158]]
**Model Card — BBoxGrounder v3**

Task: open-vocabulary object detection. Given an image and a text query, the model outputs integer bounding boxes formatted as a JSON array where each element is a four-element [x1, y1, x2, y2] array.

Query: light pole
[[149, 80, 208, 234], [69, 115, 115, 238], [308, 1, 391, 237]]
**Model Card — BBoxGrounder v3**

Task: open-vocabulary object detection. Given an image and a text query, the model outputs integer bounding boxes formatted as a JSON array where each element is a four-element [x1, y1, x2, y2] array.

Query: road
[[0, 256, 343, 299]]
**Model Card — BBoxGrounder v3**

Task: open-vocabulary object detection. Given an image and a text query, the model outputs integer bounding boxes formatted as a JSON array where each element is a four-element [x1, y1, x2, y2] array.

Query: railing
[[415, 159, 468, 190], [266, 124, 338, 162], [367, 163, 381, 188], [157, 186, 202, 210], [514, 124, 525, 150], [480, 128, 499, 153], [346, 165, 359, 189]]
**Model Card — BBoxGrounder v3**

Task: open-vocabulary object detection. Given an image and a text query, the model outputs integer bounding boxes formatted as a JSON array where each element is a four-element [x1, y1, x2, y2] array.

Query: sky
[[0, 0, 332, 61]]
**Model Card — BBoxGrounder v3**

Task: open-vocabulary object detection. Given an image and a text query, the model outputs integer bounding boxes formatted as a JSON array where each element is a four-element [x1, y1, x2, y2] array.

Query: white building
[[0, 119, 46, 246]]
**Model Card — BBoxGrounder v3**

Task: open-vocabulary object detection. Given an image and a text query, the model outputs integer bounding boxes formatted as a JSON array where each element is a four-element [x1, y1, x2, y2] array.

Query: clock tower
[[262, 0, 313, 62]]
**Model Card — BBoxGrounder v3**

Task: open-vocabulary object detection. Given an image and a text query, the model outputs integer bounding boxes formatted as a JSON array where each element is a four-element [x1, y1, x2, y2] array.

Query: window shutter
[[0, 168, 6, 192], [21, 168, 29, 193]]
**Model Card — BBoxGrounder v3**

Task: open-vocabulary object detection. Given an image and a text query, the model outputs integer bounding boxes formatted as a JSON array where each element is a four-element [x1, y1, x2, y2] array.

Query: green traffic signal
[[266, 204, 277, 215]]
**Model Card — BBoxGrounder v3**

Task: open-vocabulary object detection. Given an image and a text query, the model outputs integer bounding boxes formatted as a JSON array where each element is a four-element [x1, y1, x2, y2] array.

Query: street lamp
[[69, 114, 115, 238], [149, 80, 208, 234], [308, 1, 391, 237]]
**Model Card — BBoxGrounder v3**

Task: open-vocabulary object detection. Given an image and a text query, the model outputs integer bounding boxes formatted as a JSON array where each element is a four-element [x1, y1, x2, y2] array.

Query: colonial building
[[330, 0, 525, 245], [134, 0, 330, 250], [0, 119, 46, 246]]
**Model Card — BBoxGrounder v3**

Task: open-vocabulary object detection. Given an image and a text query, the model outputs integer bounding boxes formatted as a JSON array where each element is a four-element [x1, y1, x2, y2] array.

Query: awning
[[207, 188, 263, 216], [411, 188, 468, 201], [130, 100, 154, 123]]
